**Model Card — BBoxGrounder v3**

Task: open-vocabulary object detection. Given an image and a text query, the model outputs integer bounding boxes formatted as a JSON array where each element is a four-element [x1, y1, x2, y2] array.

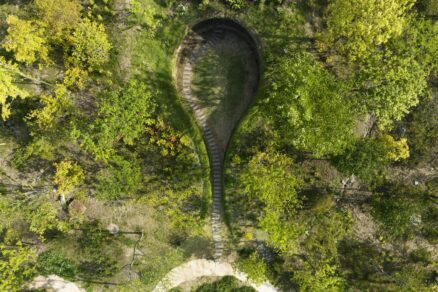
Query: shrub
[[95, 156, 142, 200], [67, 18, 111, 70], [196, 276, 256, 292], [372, 193, 419, 238], [36, 250, 77, 279], [332, 138, 389, 182], [53, 160, 85, 195], [225, 0, 245, 10], [236, 252, 268, 284]]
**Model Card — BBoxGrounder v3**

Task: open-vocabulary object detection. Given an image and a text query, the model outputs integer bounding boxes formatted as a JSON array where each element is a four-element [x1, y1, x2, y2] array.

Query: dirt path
[[153, 259, 276, 292]]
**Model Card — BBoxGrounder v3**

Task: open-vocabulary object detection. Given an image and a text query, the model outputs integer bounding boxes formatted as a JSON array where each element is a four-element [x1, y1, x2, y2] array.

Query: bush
[[196, 276, 256, 292], [95, 155, 142, 200], [225, 0, 245, 10], [332, 138, 389, 182], [236, 252, 268, 284], [76, 221, 120, 279], [372, 193, 419, 238], [417, 0, 438, 15], [78, 254, 118, 279], [36, 250, 77, 279]]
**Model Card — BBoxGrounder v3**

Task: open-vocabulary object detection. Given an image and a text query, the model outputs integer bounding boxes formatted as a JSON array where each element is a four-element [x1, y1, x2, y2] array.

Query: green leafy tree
[[0, 57, 28, 120], [322, 0, 415, 60], [129, 0, 162, 33], [1, 195, 67, 240], [404, 94, 438, 166], [196, 276, 256, 291], [67, 18, 111, 70], [73, 79, 156, 161], [303, 210, 352, 261], [372, 184, 425, 238], [259, 212, 303, 255], [332, 138, 389, 182], [354, 52, 428, 129], [242, 151, 300, 212], [292, 210, 351, 291], [339, 240, 437, 290], [0, 243, 36, 292], [76, 220, 119, 279], [240, 150, 303, 253], [417, 0, 438, 16], [3, 15, 49, 65], [350, 16, 436, 129], [393, 17, 438, 77], [333, 135, 410, 182], [236, 252, 268, 284], [95, 155, 142, 200], [263, 52, 355, 157], [293, 259, 346, 292], [24, 201, 69, 239]]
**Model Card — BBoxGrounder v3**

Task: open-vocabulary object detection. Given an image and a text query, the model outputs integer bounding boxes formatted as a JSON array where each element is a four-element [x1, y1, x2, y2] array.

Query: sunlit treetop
[[323, 0, 415, 61], [3, 15, 49, 65]]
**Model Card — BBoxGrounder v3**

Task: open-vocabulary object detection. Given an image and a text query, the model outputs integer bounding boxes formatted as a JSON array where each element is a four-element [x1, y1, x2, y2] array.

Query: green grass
[[192, 47, 248, 120]]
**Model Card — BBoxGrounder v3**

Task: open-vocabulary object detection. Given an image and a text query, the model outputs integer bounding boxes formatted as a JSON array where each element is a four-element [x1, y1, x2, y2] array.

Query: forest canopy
[[0, 0, 437, 291]]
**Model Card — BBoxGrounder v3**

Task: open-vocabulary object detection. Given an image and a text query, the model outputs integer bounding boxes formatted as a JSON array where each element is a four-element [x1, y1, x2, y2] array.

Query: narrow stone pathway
[[181, 29, 226, 260]]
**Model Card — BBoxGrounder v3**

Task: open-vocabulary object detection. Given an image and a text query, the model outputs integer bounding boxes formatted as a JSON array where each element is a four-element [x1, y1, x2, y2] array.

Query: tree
[[0, 243, 36, 292], [380, 134, 409, 161], [303, 210, 352, 261], [35, 0, 82, 42], [262, 52, 355, 157], [291, 210, 351, 291], [53, 160, 85, 195], [293, 259, 346, 292], [196, 276, 256, 291], [27, 84, 73, 130], [393, 17, 438, 77], [346, 16, 436, 129], [354, 49, 428, 129], [372, 183, 426, 238], [333, 134, 410, 182], [242, 151, 301, 212], [24, 201, 69, 239], [67, 18, 111, 70], [322, 0, 415, 61], [240, 150, 304, 254], [72, 79, 156, 161], [95, 155, 142, 200], [3, 15, 49, 65], [404, 94, 438, 166], [236, 252, 268, 284], [0, 57, 28, 120]]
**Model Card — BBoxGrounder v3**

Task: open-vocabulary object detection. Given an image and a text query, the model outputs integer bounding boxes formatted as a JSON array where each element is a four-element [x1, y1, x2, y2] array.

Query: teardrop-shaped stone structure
[[176, 18, 261, 259]]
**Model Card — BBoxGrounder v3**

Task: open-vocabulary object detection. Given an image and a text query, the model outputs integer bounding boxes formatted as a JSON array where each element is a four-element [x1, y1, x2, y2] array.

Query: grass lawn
[[192, 46, 248, 119]]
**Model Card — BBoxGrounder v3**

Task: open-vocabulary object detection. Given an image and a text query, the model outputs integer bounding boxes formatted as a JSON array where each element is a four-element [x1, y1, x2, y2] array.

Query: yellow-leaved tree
[[67, 18, 111, 71], [0, 57, 28, 120], [322, 0, 415, 60], [381, 134, 410, 161], [27, 84, 73, 130], [53, 160, 85, 196], [3, 15, 49, 65], [35, 0, 82, 42]]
